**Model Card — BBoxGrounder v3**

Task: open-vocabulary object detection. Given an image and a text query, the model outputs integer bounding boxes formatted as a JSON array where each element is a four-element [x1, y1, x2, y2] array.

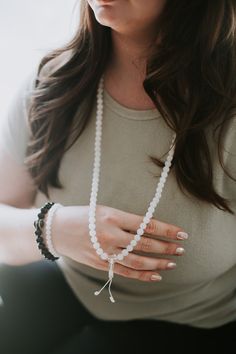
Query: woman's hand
[[52, 204, 189, 282]]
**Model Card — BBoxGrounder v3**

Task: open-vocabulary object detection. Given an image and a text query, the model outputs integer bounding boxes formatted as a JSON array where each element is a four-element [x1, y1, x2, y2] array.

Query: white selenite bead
[[91, 192, 97, 201], [93, 242, 100, 250], [154, 191, 160, 199], [131, 239, 137, 247], [89, 209, 95, 216], [146, 211, 153, 219], [148, 204, 155, 212], [90, 230, 96, 237], [117, 254, 124, 261], [90, 195, 96, 203], [89, 216, 95, 223], [91, 236, 98, 243], [96, 248, 103, 255], [134, 234, 141, 241], [95, 136, 101, 144], [121, 249, 129, 256], [96, 114, 102, 121], [143, 216, 151, 224], [89, 225, 96, 232], [94, 164, 100, 172], [154, 193, 161, 202], [127, 245, 133, 252], [94, 150, 100, 159], [157, 185, 164, 193], [92, 181, 97, 189], [163, 167, 170, 174], [90, 200, 96, 207], [137, 228, 144, 236], [159, 178, 165, 186], [92, 177, 98, 185], [160, 173, 166, 180], [91, 191, 97, 199], [101, 253, 108, 260]]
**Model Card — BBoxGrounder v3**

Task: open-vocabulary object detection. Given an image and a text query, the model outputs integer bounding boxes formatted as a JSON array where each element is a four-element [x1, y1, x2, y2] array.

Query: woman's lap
[[52, 318, 236, 354], [0, 260, 235, 354], [0, 260, 97, 354]]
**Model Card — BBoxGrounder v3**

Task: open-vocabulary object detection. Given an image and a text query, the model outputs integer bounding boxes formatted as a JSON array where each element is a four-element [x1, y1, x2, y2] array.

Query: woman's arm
[[0, 142, 43, 265], [0, 203, 43, 265]]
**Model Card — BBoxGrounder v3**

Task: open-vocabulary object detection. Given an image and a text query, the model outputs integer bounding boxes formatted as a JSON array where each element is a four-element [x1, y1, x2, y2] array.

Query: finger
[[113, 262, 163, 282], [115, 249, 177, 270], [115, 208, 188, 240], [145, 218, 188, 240], [93, 254, 162, 282], [116, 230, 186, 256]]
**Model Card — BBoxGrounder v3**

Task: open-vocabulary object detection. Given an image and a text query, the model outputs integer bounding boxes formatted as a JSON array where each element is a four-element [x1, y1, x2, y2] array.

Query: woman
[[0, 0, 235, 353]]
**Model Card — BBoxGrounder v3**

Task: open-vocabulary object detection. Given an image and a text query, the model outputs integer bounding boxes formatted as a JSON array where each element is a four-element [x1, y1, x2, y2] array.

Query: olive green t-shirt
[[0, 67, 235, 329]]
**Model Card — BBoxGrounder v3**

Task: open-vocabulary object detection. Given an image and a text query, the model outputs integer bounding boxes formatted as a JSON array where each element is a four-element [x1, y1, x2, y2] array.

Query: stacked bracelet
[[45, 203, 64, 258], [34, 201, 60, 261]]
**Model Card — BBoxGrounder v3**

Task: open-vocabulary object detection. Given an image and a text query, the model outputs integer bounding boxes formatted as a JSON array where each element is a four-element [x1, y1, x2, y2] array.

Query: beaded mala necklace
[[89, 76, 176, 303]]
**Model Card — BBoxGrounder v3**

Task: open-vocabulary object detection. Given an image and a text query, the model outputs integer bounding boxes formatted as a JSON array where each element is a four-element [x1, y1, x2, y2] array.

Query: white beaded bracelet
[[45, 202, 64, 259]]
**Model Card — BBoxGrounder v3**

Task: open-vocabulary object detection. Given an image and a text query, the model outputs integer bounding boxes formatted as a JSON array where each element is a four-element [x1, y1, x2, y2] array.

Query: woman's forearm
[[0, 203, 44, 266]]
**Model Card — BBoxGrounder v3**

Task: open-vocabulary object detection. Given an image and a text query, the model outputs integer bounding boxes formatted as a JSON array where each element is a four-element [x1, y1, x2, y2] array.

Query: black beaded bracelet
[[34, 201, 59, 261]]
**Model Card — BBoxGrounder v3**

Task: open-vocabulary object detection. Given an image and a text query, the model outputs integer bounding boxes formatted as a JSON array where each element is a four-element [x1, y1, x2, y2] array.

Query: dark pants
[[0, 261, 235, 354]]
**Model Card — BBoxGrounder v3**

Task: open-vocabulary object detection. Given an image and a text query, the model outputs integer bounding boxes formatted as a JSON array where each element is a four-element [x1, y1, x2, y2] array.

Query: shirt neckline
[[103, 87, 162, 121]]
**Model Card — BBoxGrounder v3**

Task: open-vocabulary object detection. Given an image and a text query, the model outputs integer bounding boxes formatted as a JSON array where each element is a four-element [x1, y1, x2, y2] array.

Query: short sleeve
[[0, 66, 38, 165], [224, 116, 236, 202]]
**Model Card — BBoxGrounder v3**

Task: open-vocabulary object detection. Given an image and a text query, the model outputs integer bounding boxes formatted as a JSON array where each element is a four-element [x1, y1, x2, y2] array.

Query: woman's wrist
[[34, 202, 59, 261]]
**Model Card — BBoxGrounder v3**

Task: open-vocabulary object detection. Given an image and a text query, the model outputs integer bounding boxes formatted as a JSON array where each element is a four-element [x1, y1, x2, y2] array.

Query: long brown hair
[[25, 0, 236, 215]]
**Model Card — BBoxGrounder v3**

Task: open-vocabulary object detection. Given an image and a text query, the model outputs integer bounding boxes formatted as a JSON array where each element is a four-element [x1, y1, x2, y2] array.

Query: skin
[[87, 0, 167, 110]]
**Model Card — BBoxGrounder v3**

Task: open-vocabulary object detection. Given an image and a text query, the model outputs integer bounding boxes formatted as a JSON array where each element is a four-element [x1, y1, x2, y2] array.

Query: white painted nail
[[176, 247, 185, 255], [167, 262, 177, 269], [177, 231, 189, 240], [151, 274, 162, 281]]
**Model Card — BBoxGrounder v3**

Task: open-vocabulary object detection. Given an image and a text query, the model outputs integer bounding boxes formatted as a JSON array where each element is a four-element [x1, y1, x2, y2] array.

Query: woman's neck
[[104, 30, 157, 110]]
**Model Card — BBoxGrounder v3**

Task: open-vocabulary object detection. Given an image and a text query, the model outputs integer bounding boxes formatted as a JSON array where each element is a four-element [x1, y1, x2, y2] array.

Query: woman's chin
[[94, 11, 120, 29]]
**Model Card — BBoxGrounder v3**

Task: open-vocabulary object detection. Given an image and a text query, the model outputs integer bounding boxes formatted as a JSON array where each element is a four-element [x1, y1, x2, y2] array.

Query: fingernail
[[151, 274, 162, 281], [177, 231, 189, 240], [176, 247, 185, 255], [167, 262, 177, 269]]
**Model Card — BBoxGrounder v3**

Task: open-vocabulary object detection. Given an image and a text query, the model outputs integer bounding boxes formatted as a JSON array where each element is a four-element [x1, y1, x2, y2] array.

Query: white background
[[0, 0, 79, 118]]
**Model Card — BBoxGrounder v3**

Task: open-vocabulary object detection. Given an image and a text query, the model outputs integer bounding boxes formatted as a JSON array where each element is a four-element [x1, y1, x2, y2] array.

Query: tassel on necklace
[[94, 256, 116, 303]]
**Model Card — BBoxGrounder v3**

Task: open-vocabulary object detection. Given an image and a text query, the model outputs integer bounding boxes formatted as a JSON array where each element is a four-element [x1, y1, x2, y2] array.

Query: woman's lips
[[96, 0, 116, 4]]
